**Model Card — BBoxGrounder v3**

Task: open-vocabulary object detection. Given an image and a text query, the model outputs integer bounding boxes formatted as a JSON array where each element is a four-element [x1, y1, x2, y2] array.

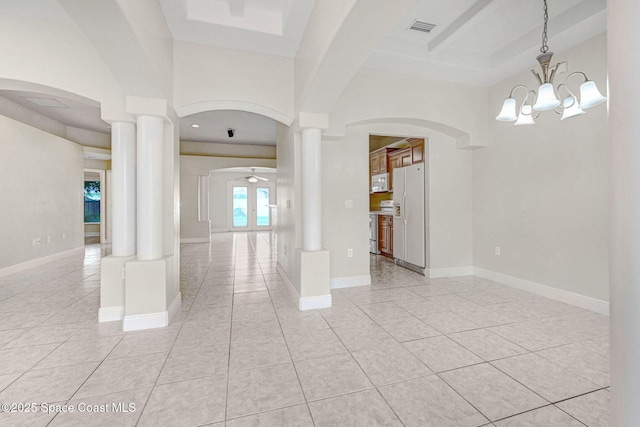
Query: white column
[[111, 121, 136, 256], [136, 115, 164, 261], [301, 127, 322, 251], [609, 1, 640, 425]]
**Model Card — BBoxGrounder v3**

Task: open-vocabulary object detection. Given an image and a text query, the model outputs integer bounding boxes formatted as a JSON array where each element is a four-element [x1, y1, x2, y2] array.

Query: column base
[[296, 248, 332, 310], [123, 258, 178, 331], [99, 255, 136, 322]]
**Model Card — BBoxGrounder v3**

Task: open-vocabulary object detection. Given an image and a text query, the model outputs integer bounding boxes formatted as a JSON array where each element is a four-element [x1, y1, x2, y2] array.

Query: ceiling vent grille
[[408, 20, 436, 33]]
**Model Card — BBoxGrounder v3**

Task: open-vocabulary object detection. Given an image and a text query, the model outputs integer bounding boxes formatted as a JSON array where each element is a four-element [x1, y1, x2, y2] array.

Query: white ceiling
[[1, 0, 607, 144]]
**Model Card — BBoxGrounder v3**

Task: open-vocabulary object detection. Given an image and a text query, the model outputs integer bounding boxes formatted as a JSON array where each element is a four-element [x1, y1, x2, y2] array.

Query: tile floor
[[0, 232, 610, 426]]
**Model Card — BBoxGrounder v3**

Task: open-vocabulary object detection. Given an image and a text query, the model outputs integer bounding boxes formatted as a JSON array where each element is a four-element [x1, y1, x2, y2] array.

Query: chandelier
[[495, 0, 607, 125]]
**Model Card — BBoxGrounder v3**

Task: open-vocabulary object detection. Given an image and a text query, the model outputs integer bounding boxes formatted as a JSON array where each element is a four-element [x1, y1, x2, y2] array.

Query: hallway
[[0, 233, 609, 426]]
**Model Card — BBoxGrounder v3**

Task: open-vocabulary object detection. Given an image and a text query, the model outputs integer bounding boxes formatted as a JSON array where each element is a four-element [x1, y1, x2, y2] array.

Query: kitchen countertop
[[370, 211, 393, 215]]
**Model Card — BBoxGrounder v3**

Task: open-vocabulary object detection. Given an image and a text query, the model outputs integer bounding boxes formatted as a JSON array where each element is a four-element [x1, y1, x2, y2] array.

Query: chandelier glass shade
[[495, 0, 606, 124]]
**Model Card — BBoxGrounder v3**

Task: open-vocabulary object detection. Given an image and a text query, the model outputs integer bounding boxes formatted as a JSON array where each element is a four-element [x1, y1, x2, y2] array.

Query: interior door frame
[[227, 180, 275, 231]]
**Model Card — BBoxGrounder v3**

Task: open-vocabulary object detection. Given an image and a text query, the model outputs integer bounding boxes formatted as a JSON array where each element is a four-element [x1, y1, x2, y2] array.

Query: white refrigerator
[[393, 163, 426, 273]]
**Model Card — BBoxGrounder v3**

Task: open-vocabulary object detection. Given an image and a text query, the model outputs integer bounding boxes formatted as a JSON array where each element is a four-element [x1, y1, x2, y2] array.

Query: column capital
[[125, 95, 168, 119], [298, 112, 329, 131]]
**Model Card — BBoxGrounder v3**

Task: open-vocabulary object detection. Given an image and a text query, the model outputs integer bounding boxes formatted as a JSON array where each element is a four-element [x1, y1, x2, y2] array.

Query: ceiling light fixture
[[191, 124, 199, 128], [495, 0, 606, 125]]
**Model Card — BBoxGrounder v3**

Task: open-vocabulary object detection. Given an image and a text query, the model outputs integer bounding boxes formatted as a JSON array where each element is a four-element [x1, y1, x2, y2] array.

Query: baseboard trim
[[277, 262, 300, 302], [427, 266, 474, 279], [123, 311, 168, 331], [299, 294, 333, 311], [180, 237, 210, 243], [98, 306, 125, 323], [0, 246, 85, 278], [473, 267, 610, 316], [167, 291, 182, 322], [331, 275, 371, 289]]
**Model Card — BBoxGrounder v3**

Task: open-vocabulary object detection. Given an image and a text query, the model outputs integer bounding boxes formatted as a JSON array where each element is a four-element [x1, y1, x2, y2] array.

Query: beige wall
[[0, 115, 84, 270], [474, 34, 609, 302]]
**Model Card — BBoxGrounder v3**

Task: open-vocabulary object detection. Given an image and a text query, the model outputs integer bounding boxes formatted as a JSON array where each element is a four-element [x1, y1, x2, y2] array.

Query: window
[[84, 181, 101, 223]]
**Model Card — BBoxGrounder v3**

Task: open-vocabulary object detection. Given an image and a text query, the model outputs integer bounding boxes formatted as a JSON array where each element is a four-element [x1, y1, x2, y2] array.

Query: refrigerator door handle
[[402, 193, 407, 223]]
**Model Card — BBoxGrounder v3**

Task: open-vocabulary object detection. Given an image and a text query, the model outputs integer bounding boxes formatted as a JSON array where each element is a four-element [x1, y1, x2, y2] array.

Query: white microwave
[[371, 173, 389, 193]]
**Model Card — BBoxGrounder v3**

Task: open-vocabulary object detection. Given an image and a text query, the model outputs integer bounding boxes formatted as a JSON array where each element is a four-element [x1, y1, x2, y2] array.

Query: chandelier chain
[[540, 0, 549, 54]]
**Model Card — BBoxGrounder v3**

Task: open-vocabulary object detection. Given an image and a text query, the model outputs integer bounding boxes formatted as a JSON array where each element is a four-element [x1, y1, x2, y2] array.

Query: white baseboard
[[331, 275, 371, 289], [123, 311, 168, 331], [0, 246, 85, 278], [98, 306, 124, 322], [474, 267, 610, 316], [299, 294, 333, 310], [427, 266, 474, 279], [167, 291, 182, 322], [85, 232, 100, 237], [277, 262, 300, 302], [180, 237, 210, 243]]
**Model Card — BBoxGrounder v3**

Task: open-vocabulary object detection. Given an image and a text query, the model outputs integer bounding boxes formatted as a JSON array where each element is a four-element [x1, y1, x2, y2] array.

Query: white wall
[[180, 155, 277, 240], [276, 123, 302, 291], [474, 34, 609, 302], [173, 42, 294, 119], [0, 115, 84, 270]]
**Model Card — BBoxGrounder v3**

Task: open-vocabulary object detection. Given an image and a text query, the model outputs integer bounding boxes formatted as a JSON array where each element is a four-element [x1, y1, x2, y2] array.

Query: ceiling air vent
[[408, 20, 436, 34]]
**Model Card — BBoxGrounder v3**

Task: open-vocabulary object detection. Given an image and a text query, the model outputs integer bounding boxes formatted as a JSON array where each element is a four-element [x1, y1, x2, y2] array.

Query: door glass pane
[[256, 187, 270, 227], [232, 186, 248, 227]]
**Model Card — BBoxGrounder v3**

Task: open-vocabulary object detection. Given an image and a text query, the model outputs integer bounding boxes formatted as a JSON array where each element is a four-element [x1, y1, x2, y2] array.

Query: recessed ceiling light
[[191, 124, 200, 128]]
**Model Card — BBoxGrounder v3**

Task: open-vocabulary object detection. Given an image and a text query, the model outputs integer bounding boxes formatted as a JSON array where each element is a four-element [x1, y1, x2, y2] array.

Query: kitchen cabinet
[[370, 148, 395, 175], [378, 214, 393, 257], [388, 148, 411, 191], [408, 138, 424, 164]]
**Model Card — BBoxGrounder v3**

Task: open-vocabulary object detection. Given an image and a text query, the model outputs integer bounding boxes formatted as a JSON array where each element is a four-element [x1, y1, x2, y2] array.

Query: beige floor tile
[[284, 329, 347, 361], [351, 343, 432, 386], [138, 375, 227, 427], [158, 344, 229, 384], [0, 362, 98, 403], [418, 311, 480, 334], [0, 344, 57, 375], [227, 404, 314, 427], [230, 334, 291, 371], [379, 375, 488, 427], [231, 318, 283, 342], [555, 389, 610, 427], [107, 329, 178, 359], [403, 335, 483, 373], [440, 363, 548, 421], [226, 363, 305, 419], [536, 342, 610, 387], [332, 324, 396, 351], [295, 353, 373, 401], [309, 389, 403, 427], [75, 352, 167, 398], [448, 329, 528, 361], [34, 336, 121, 369], [375, 315, 441, 342], [495, 405, 584, 426], [4, 323, 85, 348], [492, 353, 600, 402]]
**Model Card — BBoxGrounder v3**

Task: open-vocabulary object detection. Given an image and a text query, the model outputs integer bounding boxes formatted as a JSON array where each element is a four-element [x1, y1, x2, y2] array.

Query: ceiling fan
[[244, 168, 268, 183]]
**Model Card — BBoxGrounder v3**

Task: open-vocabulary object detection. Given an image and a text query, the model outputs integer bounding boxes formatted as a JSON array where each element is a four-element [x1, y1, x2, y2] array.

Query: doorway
[[228, 181, 276, 231]]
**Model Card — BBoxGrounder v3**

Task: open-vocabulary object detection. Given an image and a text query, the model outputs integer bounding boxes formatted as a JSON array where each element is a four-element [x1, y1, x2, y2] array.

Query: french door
[[228, 181, 275, 231]]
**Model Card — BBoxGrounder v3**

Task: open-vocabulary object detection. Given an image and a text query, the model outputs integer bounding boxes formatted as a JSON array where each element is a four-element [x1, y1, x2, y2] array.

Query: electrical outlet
[[32, 238, 37, 246], [345, 199, 353, 209], [36, 238, 42, 245], [495, 246, 501, 256], [62, 233, 66, 240], [347, 248, 353, 258], [47, 236, 51, 244]]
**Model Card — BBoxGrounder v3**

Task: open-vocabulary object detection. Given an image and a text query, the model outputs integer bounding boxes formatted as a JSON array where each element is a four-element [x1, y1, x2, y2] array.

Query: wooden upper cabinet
[[408, 138, 424, 164]]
